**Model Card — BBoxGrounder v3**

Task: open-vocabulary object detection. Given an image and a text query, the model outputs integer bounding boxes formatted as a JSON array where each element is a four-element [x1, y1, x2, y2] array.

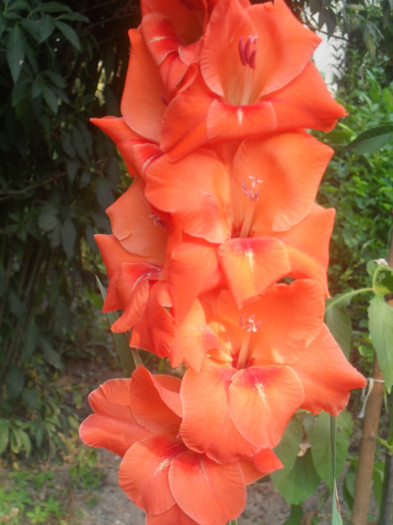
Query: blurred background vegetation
[[0, 0, 391, 472]]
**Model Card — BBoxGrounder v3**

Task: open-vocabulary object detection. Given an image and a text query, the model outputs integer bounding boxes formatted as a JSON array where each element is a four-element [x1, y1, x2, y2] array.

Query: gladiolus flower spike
[[81, 0, 366, 523]]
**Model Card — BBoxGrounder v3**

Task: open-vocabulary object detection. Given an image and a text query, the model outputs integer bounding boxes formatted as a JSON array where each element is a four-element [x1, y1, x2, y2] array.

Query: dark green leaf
[[21, 321, 38, 362], [96, 178, 113, 210], [6, 24, 25, 83], [6, 364, 25, 400], [38, 203, 58, 232], [0, 263, 6, 297], [66, 159, 79, 182], [55, 20, 80, 50], [0, 419, 10, 455], [61, 218, 76, 259], [42, 85, 58, 114], [11, 77, 28, 106], [35, 2, 72, 13], [8, 0, 28, 11], [346, 124, 393, 154], [368, 296, 393, 391]]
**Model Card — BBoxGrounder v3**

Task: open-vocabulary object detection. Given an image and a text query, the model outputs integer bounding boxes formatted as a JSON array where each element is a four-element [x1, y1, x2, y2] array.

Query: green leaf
[[346, 124, 393, 154], [309, 411, 353, 489], [66, 159, 79, 182], [21, 16, 55, 42], [0, 419, 10, 455], [368, 296, 393, 391], [38, 203, 58, 232], [96, 178, 113, 210], [35, 2, 72, 13], [55, 20, 80, 50], [273, 450, 320, 505], [324, 300, 352, 358], [6, 24, 25, 82], [42, 84, 58, 114], [6, 364, 25, 400], [42, 340, 63, 369], [61, 218, 76, 259]]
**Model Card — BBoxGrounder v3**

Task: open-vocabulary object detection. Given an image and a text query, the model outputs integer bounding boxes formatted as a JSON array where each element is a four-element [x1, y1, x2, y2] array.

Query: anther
[[241, 174, 263, 201], [238, 36, 258, 69], [240, 313, 261, 333]]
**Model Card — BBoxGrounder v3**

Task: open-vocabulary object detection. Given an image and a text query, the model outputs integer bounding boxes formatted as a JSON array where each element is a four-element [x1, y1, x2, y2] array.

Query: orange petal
[[119, 435, 183, 515], [232, 132, 333, 232], [110, 263, 160, 332], [207, 98, 277, 143], [146, 505, 199, 525], [94, 234, 141, 279], [169, 450, 246, 525], [161, 70, 210, 160], [131, 281, 176, 359], [239, 448, 283, 484], [171, 297, 218, 371], [129, 366, 182, 433], [79, 413, 151, 457], [106, 178, 167, 265], [268, 204, 335, 296], [180, 361, 260, 462], [236, 279, 325, 366], [90, 116, 143, 176], [121, 29, 167, 142], [80, 378, 152, 456], [218, 237, 291, 306], [229, 366, 304, 448], [269, 61, 347, 132], [146, 149, 231, 243], [293, 325, 366, 416], [167, 240, 221, 321]]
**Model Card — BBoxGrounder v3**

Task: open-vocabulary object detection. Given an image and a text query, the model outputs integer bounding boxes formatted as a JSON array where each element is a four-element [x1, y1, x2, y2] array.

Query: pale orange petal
[[180, 361, 259, 462], [146, 149, 231, 243], [229, 366, 304, 448], [129, 365, 181, 434], [121, 29, 166, 142], [293, 325, 366, 416], [119, 435, 182, 515], [169, 450, 246, 525], [218, 237, 291, 306]]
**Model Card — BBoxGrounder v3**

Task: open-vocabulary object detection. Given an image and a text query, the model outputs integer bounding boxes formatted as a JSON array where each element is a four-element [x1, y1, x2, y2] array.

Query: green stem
[[326, 287, 373, 312]]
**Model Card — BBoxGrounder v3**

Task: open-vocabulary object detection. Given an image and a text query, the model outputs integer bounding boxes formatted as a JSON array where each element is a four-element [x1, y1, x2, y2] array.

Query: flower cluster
[[80, 0, 366, 523]]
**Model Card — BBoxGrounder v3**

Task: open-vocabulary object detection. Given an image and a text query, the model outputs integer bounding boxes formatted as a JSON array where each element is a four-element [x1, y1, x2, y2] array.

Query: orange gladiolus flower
[[80, 365, 282, 525], [176, 280, 366, 462], [161, 0, 346, 158], [145, 133, 335, 303]]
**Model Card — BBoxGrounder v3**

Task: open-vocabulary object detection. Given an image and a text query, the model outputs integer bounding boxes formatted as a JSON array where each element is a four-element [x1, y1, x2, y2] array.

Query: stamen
[[149, 213, 165, 228], [240, 313, 261, 333], [241, 174, 263, 201], [238, 35, 258, 69]]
